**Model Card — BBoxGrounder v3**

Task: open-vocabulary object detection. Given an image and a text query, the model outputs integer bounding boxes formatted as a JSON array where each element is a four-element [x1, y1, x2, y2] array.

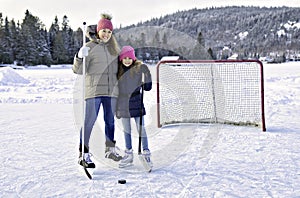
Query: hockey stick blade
[[138, 155, 152, 172], [79, 158, 93, 179], [83, 167, 92, 179]]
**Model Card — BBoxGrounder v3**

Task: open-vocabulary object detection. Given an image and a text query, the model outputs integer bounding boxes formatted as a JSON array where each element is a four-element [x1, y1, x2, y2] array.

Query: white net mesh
[[157, 60, 265, 130]]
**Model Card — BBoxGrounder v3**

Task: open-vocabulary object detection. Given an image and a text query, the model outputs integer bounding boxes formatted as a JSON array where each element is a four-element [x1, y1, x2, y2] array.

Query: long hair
[[106, 35, 120, 56], [117, 60, 143, 80]]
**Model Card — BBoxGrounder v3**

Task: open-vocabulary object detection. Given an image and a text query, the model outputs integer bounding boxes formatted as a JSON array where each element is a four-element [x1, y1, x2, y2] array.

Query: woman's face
[[122, 57, 133, 67], [98, 28, 112, 43]]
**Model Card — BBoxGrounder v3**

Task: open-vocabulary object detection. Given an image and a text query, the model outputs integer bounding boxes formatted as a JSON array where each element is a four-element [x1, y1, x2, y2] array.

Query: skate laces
[[110, 147, 121, 157], [105, 147, 122, 162], [84, 153, 93, 163], [143, 150, 151, 163]]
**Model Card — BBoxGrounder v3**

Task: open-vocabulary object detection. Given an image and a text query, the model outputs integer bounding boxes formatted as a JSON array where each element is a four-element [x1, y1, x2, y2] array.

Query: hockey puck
[[118, 179, 126, 184]]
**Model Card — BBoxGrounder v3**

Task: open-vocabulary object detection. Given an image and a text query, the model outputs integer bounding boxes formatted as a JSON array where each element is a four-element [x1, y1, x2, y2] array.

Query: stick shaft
[[81, 22, 87, 158], [138, 74, 144, 154]]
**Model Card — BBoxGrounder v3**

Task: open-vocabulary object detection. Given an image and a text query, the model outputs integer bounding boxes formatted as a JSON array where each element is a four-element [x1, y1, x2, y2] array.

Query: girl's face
[[98, 28, 112, 43], [122, 57, 133, 67]]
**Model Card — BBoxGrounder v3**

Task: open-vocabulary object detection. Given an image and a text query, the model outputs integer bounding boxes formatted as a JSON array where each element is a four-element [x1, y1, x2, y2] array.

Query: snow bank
[[0, 67, 30, 85]]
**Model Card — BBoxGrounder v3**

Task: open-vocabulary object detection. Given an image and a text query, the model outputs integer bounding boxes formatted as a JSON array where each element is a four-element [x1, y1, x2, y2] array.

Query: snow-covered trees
[[0, 10, 81, 66]]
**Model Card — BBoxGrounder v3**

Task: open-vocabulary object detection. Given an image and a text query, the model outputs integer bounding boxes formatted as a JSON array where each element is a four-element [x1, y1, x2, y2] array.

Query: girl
[[116, 46, 153, 168], [73, 14, 122, 168]]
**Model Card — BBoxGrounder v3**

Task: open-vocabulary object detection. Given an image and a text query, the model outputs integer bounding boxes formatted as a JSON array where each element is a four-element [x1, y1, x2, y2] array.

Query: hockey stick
[[81, 22, 92, 180], [138, 73, 152, 172], [138, 73, 144, 156]]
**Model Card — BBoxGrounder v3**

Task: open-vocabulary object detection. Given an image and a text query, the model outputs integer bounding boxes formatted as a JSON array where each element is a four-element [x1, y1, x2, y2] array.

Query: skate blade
[[119, 163, 134, 168]]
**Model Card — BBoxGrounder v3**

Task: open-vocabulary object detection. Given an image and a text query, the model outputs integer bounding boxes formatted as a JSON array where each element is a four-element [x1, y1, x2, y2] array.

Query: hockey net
[[156, 60, 266, 131]]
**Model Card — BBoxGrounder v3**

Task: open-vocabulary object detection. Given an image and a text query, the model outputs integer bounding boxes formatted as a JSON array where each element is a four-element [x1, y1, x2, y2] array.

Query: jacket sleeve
[[72, 42, 96, 75], [141, 64, 152, 91], [72, 54, 83, 74]]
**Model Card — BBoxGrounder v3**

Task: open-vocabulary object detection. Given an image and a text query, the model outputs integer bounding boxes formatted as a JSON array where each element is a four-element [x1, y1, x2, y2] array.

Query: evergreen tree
[[52, 31, 66, 64], [8, 19, 18, 63], [36, 28, 52, 65], [20, 10, 50, 65], [0, 17, 13, 63], [197, 32, 205, 48], [15, 26, 27, 65], [49, 16, 60, 63], [207, 47, 215, 60], [72, 27, 83, 56], [61, 15, 72, 62], [0, 13, 5, 63]]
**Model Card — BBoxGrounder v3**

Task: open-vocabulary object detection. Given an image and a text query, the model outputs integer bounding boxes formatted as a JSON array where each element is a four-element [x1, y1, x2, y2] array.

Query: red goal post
[[156, 60, 266, 131]]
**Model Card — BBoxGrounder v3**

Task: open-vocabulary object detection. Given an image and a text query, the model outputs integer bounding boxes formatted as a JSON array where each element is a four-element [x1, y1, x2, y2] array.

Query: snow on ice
[[0, 62, 300, 197]]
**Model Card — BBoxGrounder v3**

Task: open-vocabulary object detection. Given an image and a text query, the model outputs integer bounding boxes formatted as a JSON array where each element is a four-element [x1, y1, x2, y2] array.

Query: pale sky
[[1, 0, 300, 30]]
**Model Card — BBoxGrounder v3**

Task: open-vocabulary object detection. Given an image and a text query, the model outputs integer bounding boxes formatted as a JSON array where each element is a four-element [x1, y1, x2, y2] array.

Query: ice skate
[[142, 149, 153, 168], [119, 149, 133, 168], [105, 146, 122, 162], [78, 152, 95, 168]]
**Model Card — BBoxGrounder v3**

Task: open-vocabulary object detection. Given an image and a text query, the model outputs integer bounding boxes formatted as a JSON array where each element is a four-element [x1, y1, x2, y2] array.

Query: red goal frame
[[156, 60, 266, 131]]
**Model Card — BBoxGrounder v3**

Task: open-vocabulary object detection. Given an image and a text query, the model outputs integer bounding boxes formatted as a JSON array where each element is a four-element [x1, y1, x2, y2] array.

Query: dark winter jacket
[[116, 62, 152, 118], [72, 25, 120, 99]]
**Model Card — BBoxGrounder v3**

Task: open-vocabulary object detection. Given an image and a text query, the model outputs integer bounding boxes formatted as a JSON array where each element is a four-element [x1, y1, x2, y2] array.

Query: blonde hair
[[107, 35, 120, 56]]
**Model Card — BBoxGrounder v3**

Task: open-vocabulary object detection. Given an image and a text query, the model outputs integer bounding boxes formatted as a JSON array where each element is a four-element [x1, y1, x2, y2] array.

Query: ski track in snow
[[0, 63, 300, 197]]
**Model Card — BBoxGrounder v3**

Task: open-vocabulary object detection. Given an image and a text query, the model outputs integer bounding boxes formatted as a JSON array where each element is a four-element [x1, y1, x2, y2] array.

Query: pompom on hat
[[119, 46, 136, 61], [97, 14, 113, 32]]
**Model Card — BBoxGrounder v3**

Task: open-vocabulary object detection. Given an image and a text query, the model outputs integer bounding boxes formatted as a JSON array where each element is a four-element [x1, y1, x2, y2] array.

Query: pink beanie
[[97, 18, 113, 32], [119, 46, 136, 61]]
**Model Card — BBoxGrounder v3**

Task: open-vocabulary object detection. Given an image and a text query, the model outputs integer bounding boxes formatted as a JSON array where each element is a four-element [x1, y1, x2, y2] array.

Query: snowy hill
[[0, 62, 300, 197], [117, 6, 300, 60]]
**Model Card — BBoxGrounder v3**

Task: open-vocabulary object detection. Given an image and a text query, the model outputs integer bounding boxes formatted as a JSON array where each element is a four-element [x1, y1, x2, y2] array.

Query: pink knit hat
[[119, 46, 136, 61], [97, 15, 113, 32]]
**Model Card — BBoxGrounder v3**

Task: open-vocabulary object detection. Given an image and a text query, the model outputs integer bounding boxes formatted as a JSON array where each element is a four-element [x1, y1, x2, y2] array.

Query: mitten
[[78, 46, 90, 58]]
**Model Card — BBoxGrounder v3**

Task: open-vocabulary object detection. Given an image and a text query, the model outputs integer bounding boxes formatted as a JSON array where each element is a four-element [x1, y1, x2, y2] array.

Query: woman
[[73, 14, 122, 168]]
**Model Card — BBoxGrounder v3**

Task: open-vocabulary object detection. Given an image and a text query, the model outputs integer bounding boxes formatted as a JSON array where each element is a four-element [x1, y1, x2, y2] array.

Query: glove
[[78, 46, 90, 58]]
